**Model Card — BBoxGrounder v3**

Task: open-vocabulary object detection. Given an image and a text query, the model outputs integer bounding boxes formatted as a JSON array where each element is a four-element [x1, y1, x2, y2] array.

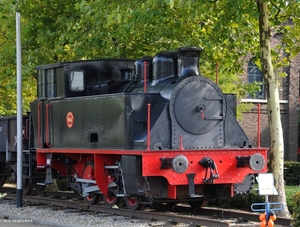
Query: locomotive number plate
[[66, 112, 74, 128]]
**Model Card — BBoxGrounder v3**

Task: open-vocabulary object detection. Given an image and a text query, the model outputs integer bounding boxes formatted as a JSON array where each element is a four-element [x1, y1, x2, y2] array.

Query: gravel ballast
[[0, 200, 165, 227]]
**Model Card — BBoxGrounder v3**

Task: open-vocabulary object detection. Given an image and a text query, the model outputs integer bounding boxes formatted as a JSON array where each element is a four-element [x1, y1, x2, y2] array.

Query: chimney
[[177, 47, 203, 77]]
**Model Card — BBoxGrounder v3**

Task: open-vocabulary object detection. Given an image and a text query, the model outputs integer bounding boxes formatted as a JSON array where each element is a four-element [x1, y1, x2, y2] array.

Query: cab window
[[70, 71, 84, 91]]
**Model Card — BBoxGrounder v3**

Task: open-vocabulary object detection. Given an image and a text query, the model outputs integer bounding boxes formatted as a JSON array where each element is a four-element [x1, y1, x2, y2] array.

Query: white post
[[16, 12, 23, 208]]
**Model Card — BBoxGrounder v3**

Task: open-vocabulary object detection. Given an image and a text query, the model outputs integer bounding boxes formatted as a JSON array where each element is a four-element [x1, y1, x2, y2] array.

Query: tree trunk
[[256, 0, 291, 218]]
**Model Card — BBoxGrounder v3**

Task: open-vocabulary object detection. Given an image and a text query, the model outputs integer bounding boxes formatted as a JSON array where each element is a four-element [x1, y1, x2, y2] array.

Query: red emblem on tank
[[66, 112, 74, 128]]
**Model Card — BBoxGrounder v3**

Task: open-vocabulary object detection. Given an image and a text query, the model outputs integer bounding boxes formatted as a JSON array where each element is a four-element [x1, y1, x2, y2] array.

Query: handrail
[[38, 101, 42, 147], [147, 103, 151, 150], [46, 103, 52, 147], [25, 118, 30, 139], [144, 61, 147, 93]]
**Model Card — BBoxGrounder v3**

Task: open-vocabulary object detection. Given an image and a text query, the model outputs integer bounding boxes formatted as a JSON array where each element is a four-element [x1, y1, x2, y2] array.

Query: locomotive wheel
[[103, 174, 121, 207], [22, 166, 34, 195], [22, 178, 34, 195], [35, 184, 46, 192], [85, 192, 101, 205], [82, 162, 101, 205], [124, 196, 144, 210], [0, 177, 7, 187], [0, 160, 7, 187], [103, 194, 121, 208], [188, 199, 208, 209], [165, 202, 177, 209]]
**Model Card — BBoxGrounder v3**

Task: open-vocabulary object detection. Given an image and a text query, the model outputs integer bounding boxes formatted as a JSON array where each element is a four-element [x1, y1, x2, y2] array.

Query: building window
[[247, 59, 265, 99]]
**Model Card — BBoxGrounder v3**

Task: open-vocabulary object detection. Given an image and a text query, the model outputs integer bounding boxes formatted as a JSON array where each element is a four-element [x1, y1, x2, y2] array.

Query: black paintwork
[[29, 47, 251, 150], [0, 116, 29, 152]]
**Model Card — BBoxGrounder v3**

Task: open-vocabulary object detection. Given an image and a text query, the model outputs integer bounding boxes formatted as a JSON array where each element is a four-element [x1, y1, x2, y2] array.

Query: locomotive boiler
[[0, 47, 268, 209]]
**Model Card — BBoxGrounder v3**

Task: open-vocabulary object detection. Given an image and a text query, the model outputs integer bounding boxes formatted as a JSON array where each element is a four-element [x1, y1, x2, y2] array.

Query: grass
[[211, 185, 300, 214], [285, 185, 300, 213]]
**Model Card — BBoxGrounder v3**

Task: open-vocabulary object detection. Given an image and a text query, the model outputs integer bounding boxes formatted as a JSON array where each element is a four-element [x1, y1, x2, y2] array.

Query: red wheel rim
[[104, 195, 116, 204], [126, 197, 138, 206], [103, 175, 117, 205], [83, 163, 96, 202], [83, 165, 94, 180]]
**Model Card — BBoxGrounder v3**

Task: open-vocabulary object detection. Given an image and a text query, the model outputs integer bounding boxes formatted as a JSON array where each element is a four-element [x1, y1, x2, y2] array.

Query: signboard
[[257, 173, 278, 195]]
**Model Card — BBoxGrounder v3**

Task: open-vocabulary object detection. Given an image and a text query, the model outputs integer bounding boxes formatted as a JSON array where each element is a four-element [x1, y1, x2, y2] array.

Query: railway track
[[1, 192, 292, 227]]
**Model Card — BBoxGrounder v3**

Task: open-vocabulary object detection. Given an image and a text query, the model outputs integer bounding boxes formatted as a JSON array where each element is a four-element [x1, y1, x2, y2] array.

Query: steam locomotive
[[0, 47, 267, 209]]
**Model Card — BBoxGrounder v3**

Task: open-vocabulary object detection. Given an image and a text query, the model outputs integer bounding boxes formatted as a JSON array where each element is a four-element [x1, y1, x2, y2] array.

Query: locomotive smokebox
[[178, 46, 203, 77]]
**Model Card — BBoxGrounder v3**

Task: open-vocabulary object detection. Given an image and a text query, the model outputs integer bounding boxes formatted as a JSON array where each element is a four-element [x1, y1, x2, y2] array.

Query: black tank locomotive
[[0, 47, 267, 209]]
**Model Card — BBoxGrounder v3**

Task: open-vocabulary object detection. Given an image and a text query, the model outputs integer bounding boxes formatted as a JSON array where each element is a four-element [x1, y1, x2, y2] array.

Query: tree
[[0, 0, 260, 115], [0, 0, 36, 115], [0, 2, 299, 217], [168, 0, 299, 217], [256, 0, 292, 217]]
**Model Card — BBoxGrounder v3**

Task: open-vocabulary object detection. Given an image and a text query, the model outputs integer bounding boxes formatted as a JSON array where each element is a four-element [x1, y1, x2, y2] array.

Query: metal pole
[[257, 103, 261, 148], [16, 12, 23, 208], [143, 61, 147, 93], [147, 103, 151, 150]]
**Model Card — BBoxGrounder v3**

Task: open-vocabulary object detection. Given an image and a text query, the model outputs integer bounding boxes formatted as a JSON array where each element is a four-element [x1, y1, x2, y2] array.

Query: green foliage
[[211, 189, 264, 211], [291, 191, 300, 226], [45, 178, 68, 191], [0, 0, 299, 116], [212, 185, 300, 215], [285, 186, 300, 214], [284, 161, 300, 186]]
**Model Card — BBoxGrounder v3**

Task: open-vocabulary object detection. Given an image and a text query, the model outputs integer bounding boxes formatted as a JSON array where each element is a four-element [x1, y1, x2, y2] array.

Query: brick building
[[238, 33, 300, 161]]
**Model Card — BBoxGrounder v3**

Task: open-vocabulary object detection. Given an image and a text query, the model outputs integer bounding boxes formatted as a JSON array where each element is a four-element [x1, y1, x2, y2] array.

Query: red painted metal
[[200, 111, 204, 119], [36, 147, 268, 182], [46, 103, 51, 147], [37, 101, 42, 147], [25, 118, 30, 139], [36, 146, 268, 199], [168, 184, 177, 199], [257, 103, 261, 148], [230, 184, 234, 197], [144, 61, 147, 93], [147, 103, 151, 150], [66, 112, 74, 128], [142, 149, 268, 185], [94, 154, 121, 197], [179, 135, 184, 150], [36, 147, 268, 155], [36, 151, 46, 168]]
